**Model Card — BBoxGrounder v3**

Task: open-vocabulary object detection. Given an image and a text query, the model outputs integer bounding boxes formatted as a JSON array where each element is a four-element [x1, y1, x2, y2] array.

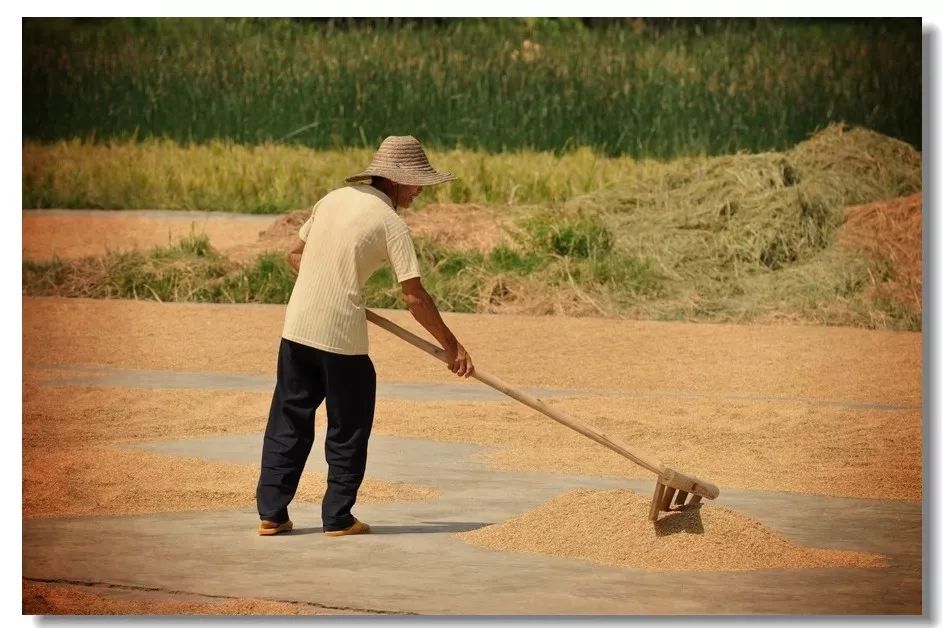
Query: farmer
[[256, 135, 474, 536]]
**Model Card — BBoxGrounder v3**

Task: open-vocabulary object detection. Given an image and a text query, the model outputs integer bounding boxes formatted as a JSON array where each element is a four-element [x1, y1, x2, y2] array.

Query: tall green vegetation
[[23, 17, 920, 158]]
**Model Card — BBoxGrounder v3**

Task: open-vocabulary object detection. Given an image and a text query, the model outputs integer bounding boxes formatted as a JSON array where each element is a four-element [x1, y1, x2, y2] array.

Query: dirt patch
[[22, 212, 277, 262], [223, 208, 308, 262], [225, 203, 516, 262], [373, 396, 921, 501], [22, 203, 515, 265], [22, 298, 921, 407], [23, 445, 437, 519], [457, 489, 888, 572], [22, 580, 362, 615], [837, 192, 922, 311], [402, 203, 517, 252]]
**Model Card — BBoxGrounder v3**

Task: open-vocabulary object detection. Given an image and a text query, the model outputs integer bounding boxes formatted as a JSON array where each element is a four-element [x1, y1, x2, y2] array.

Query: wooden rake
[[366, 309, 720, 521]]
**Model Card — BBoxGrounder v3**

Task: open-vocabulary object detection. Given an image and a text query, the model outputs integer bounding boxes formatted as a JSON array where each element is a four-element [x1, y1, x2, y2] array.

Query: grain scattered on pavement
[[457, 489, 888, 571]]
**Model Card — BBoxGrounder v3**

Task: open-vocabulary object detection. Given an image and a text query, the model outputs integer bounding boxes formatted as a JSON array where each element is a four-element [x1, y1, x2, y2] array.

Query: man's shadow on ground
[[287, 521, 489, 536]]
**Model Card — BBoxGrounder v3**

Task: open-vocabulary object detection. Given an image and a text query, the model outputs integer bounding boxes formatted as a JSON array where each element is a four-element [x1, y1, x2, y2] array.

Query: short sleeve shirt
[[282, 184, 421, 355]]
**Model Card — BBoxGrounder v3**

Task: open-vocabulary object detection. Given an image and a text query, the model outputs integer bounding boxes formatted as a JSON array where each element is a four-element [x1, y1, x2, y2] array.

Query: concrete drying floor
[[22, 297, 923, 615], [23, 368, 922, 615]]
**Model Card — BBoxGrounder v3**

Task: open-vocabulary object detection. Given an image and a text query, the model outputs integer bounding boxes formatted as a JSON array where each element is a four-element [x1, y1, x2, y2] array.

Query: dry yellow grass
[[457, 489, 888, 571]]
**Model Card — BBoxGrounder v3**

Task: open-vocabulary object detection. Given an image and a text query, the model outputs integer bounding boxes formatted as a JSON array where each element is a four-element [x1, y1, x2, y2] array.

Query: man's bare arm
[[400, 277, 474, 377], [286, 238, 305, 272]]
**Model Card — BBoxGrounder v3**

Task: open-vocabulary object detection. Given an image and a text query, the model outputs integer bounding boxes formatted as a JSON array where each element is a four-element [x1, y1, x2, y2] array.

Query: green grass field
[[23, 18, 920, 158]]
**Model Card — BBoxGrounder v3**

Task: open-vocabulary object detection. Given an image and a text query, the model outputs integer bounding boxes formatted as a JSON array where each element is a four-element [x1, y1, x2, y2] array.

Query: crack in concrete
[[23, 577, 410, 615]]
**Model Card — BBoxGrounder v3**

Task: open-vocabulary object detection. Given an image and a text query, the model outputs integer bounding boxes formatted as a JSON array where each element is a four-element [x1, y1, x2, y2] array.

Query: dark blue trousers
[[256, 338, 376, 531]]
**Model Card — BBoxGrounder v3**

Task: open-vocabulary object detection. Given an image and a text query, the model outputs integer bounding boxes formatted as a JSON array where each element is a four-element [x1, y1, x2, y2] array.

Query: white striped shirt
[[281, 184, 421, 355]]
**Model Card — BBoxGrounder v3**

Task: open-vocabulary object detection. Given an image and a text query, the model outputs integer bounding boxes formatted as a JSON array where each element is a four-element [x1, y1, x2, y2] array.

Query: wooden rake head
[[648, 467, 720, 521]]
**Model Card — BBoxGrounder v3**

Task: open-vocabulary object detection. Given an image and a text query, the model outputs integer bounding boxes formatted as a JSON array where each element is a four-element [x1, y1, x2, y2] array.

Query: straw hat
[[345, 135, 457, 186]]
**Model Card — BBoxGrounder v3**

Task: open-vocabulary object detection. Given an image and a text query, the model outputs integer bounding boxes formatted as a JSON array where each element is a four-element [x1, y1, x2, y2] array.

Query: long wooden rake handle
[[365, 308, 719, 505], [366, 309, 663, 475]]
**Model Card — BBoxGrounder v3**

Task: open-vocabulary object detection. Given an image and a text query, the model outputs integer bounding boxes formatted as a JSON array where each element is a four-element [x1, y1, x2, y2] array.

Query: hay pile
[[554, 124, 922, 327], [838, 192, 922, 311], [457, 489, 888, 572], [572, 124, 921, 276]]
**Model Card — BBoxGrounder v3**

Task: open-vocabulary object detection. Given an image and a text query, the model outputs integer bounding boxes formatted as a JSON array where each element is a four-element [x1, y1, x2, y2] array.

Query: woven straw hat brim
[[345, 135, 457, 186], [345, 169, 457, 186]]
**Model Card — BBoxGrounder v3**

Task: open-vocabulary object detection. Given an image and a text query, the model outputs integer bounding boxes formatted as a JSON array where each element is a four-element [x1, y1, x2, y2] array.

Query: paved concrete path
[[24, 436, 922, 614], [23, 365, 923, 615]]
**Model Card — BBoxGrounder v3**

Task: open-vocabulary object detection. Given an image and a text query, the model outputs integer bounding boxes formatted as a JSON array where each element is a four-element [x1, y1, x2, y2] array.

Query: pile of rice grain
[[457, 489, 887, 572]]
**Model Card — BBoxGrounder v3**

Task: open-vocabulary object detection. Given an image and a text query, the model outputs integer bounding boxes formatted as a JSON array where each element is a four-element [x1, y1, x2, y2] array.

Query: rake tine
[[673, 490, 689, 508], [648, 481, 665, 521], [688, 494, 703, 507], [660, 486, 677, 512]]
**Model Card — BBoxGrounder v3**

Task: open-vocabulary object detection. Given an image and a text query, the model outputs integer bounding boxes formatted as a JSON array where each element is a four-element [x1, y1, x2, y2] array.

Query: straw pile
[[457, 489, 888, 572], [572, 124, 921, 277], [837, 192, 922, 311]]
